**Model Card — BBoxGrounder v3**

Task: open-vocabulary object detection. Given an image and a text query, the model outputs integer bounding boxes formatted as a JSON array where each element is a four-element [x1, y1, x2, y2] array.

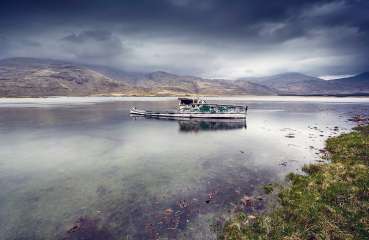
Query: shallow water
[[0, 97, 368, 240]]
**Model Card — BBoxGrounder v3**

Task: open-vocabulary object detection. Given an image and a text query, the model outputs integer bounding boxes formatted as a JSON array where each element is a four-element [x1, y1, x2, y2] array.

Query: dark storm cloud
[[62, 30, 114, 43], [60, 30, 125, 59], [0, 0, 368, 78]]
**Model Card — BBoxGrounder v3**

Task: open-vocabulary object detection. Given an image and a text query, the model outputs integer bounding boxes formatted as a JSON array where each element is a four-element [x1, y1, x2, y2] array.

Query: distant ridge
[[330, 72, 369, 84], [0, 57, 275, 97], [0, 57, 368, 97], [238, 72, 369, 96]]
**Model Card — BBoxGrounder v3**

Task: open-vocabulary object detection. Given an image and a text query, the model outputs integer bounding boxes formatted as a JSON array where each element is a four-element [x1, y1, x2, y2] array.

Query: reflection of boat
[[130, 115, 247, 132], [130, 97, 247, 119], [178, 119, 247, 132]]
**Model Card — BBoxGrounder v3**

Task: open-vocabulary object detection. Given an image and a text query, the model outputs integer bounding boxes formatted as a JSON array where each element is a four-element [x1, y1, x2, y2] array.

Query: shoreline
[[0, 95, 369, 104], [220, 122, 369, 239], [1, 94, 369, 98]]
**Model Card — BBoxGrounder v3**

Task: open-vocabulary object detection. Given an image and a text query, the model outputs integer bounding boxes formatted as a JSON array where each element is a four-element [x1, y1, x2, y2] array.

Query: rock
[[247, 215, 256, 220], [64, 217, 112, 240], [206, 191, 217, 204], [240, 195, 253, 207], [285, 133, 295, 138], [256, 196, 264, 201], [279, 161, 288, 166], [164, 208, 173, 216], [177, 200, 189, 208]]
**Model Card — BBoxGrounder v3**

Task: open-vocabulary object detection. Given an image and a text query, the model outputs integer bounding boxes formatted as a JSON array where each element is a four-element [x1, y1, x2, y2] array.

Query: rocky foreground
[[220, 121, 369, 240]]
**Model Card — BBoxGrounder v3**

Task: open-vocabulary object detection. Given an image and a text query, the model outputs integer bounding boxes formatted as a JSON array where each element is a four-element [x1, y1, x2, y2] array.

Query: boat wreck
[[130, 97, 248, 119]]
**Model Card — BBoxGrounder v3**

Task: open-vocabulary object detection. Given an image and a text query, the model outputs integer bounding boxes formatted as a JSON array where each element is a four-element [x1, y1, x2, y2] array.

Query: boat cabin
[[178, 97, 205, 106]]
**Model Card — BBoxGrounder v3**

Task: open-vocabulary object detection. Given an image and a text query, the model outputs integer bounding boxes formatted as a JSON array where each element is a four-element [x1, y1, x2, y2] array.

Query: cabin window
[[180, 99, 194, 105]]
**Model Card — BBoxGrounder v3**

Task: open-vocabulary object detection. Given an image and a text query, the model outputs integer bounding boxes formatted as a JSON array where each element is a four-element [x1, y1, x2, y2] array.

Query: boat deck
[[130, 108, 247, 119]]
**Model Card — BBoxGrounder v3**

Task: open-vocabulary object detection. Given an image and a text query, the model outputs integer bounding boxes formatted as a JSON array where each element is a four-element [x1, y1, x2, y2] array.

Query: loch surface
[[0, 97, 368, 240]]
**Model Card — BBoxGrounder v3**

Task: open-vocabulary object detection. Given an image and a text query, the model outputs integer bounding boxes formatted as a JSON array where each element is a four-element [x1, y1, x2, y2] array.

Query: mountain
[[0, 58, 275, 97], [0, 57, 368, 97], [237, 72, 326, 95], [112, 70, 276, 96], [239, 72, 320, 84], [330, 72, 369, 87], [85, 65, 276, 95], [0, 58, 130, 97], [239, 72, 369, 95]]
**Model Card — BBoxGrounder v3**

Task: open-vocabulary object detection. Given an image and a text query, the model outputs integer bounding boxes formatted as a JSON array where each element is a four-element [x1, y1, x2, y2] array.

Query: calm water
[[0, 97, 368, 240]]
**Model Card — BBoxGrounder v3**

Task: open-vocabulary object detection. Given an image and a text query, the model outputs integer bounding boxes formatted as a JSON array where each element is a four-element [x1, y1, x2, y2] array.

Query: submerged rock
[[240, 195, 253, 207], [64, 217, 112, 240], [285, 133, 295, 138], [164, 208, 174, 216]]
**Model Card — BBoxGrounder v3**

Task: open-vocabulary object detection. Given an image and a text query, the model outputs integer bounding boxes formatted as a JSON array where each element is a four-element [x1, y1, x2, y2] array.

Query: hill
[[0, 58, 130, 97], [0, 58, 275, 97], [0, 58, 368, 97], [239, 72, 369, 95]]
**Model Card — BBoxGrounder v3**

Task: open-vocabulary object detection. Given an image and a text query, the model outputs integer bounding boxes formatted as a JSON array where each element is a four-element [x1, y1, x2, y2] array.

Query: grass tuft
[[263, 184, 274, 194], [220, 125, 369, 240]]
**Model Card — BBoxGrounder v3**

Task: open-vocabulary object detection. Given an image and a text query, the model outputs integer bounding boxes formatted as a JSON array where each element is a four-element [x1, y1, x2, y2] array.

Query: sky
[[0, 0, 368, 79]]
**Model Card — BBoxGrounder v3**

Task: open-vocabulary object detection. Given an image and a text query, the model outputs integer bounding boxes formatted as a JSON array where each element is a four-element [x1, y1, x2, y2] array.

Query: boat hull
[[130, 108, 247, 119]]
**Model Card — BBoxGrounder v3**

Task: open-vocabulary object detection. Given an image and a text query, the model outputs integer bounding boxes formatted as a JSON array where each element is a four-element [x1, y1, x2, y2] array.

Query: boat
[[130, 97, 248, 119]]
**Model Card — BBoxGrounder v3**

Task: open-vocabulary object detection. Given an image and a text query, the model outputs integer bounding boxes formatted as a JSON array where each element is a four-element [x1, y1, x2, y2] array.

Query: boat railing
[[180, 103, 247, 110]]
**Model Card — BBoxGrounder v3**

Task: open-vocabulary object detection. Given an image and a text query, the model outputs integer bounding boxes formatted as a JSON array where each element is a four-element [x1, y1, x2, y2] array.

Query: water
[[0, 97, 368, 240]]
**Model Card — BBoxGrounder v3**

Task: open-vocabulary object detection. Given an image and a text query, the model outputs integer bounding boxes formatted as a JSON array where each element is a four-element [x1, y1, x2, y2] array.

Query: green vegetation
[[263, 184, 274, 194], [220, 125, 369, 240]]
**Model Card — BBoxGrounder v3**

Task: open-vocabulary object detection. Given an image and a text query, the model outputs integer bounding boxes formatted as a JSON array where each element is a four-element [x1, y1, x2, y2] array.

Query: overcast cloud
[[0, 0, 368, 78]]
